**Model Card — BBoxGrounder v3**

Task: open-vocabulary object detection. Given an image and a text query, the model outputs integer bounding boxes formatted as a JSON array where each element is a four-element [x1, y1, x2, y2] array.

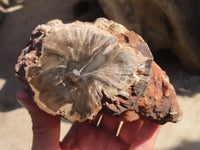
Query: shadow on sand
[[169, 140, 200, 150]]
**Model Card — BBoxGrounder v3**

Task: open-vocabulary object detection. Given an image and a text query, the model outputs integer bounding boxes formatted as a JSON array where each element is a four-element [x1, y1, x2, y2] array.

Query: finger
[[129, 121, 161, 150], [100, 115, 121, 134], [16, 89, 59, 123], [17, 89, 61, 150], [61, 121, 128, 150], [16, 88, 39, 113], [90, 113, 102, 126], [91, 114, 120, 135], [61, 122, 103, 149], [118, 120, 144, 144]]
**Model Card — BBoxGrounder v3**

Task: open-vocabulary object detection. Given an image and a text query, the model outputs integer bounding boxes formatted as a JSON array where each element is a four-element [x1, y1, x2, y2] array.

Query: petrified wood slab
[[15, 18, 182, 124]]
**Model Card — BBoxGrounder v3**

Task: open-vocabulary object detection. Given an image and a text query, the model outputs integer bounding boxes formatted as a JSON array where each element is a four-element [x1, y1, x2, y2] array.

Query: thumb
[[16, 89, 41, 114], [16, 89, 61, 150], [16, 89, 59, 124]]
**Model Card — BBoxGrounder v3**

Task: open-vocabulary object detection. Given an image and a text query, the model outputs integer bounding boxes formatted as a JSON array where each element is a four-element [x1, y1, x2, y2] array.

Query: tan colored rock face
[[15, 18, 181, 124]]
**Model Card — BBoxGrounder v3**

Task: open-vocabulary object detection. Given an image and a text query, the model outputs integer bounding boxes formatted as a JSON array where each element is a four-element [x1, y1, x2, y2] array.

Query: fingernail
[[16, 97, 25, 107], [116, 121, 124, 137], [97, 114, 103, 127]]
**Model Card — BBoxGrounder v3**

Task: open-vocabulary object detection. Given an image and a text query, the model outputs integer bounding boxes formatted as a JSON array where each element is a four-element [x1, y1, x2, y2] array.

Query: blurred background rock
[[99, 0, 200, 74], [0, 0, 200, 149]]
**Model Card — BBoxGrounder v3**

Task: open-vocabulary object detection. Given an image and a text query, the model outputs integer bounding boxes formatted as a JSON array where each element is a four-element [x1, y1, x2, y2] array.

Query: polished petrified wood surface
[[15, 18, 181, 124]]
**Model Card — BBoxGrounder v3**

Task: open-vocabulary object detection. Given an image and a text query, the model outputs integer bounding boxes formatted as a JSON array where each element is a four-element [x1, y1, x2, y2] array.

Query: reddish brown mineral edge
[[15, 18, 182, 124], [118, 62, 182, 124]]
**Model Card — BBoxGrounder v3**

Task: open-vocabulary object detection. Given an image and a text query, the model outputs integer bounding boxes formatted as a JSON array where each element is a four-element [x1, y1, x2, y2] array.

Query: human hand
[[16, 89, 161, 150]]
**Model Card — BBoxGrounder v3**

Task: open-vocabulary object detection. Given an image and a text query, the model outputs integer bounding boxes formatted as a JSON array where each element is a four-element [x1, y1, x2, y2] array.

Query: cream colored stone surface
[[0, 109, 32, 150], [0, 78, 6, 90]]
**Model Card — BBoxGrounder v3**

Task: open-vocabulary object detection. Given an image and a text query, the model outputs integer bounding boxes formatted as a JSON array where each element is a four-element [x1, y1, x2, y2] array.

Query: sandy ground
[[0, 0, 200, 150], [0, 108, 72, 150]]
